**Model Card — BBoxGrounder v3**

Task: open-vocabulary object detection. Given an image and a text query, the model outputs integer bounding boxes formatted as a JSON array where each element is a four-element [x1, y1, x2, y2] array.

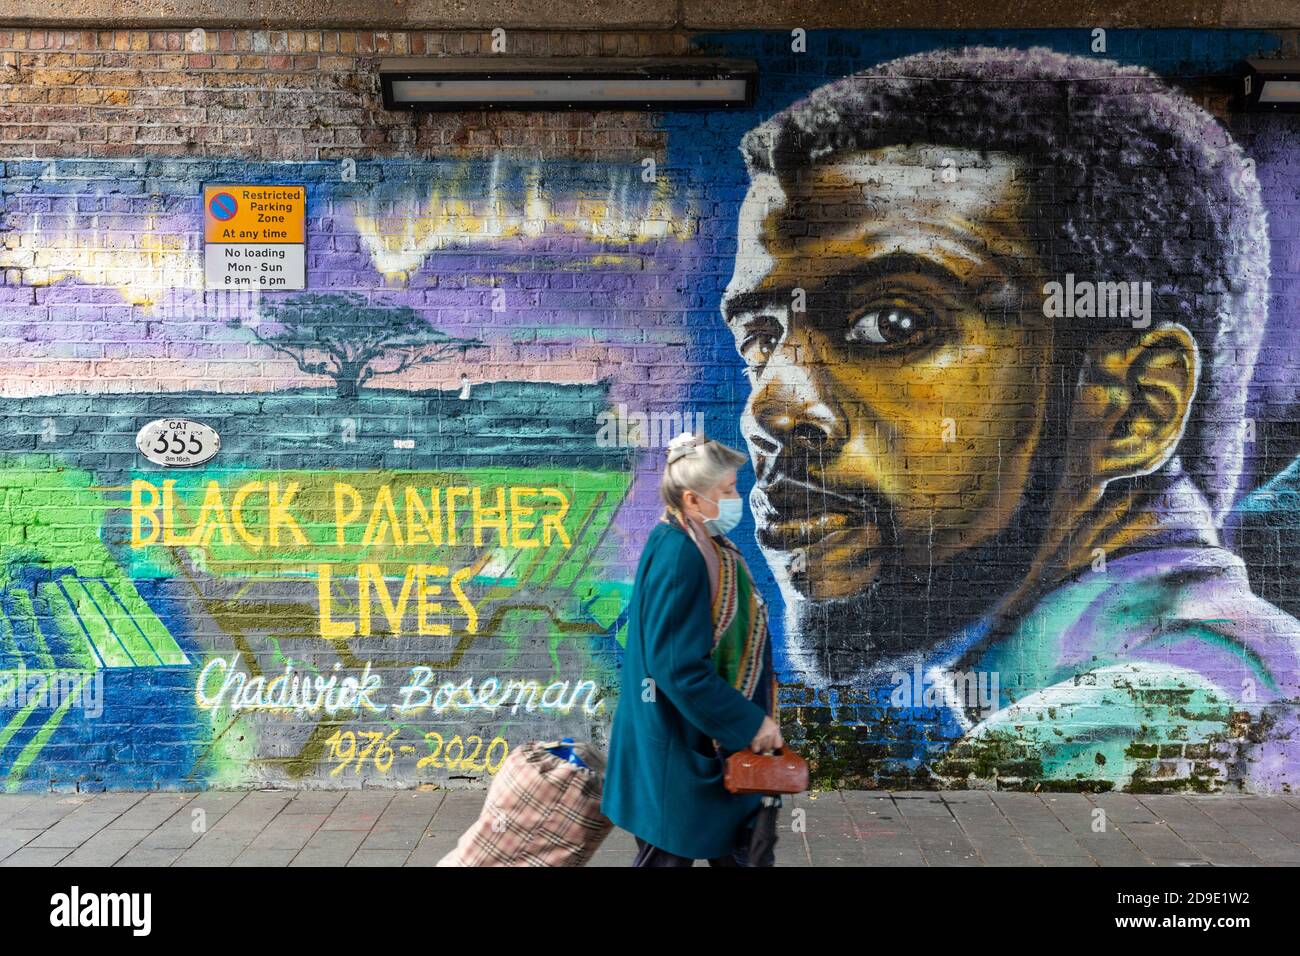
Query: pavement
[[1, 789, 1299, 867]]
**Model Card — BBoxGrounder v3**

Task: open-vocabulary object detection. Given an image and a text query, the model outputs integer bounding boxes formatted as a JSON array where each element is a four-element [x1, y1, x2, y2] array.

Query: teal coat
[[601, 519, 769, 860]]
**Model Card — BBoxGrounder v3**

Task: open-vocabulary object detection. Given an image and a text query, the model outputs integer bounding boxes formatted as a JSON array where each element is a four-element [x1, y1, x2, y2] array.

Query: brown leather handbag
[[724, 746, 810, 795]]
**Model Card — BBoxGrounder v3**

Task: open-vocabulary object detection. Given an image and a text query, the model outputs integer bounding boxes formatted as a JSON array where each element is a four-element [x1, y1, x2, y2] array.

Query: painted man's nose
[[754, 402, 843, 455], [747, 350, 847, 458]]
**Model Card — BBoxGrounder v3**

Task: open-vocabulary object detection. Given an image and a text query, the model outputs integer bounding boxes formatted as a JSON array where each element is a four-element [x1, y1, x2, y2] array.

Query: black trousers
[[631, 824, 775, 867], [632, 835, 745, 866]]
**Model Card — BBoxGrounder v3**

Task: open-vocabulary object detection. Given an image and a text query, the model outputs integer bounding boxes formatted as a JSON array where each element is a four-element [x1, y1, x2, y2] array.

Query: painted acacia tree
[[231, 292, 483, 398]]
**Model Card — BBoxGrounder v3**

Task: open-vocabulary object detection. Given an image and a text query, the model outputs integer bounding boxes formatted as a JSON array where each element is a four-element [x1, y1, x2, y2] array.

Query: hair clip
[[666, 431, 708, 464]]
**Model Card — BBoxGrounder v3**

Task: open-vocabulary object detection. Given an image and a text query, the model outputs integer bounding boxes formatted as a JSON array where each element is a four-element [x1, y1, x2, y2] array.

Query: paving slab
[[114, 846, 188, 867], [0, 789, 1295, 867], [1184, 796, 1270, 830], [56, 828, 152, 867], [1223, 825, 1300, 864], [1236, 798, 1300, 841], [347, 848, 412, 866], [0, 829, 36, 860], [135, 793, 250, 851], [892, 794, 983, 865], [319, 790, 398, 831], [990, 792, 1096, 861], [106, 794, 197, 831], [1, 846, 73, 866], [241, 811, 330, 852], [28, 811, 122, 849], [281, 792, 348, 815], [1112, 821, 1206, 862], [1187, 842, 1263, 865], [945, 797, 1046, 865], [82, 793, 147, 813], [290, 829, 369, 867], [2, 795, 94, 830], [585, 831, 640, 868], [1135, 796, 1237, 844], [1088, 792, 1161, 824], [1041, 795, 1153, 866], [840, 792, 926, 866]]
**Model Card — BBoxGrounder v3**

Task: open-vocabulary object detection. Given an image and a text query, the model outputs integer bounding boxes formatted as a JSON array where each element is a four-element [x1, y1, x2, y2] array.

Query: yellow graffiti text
[[332, 482, 571, 549], [416, 733, 509, 774], [131, 479, 307, 549], [316, 563, 478, 638]]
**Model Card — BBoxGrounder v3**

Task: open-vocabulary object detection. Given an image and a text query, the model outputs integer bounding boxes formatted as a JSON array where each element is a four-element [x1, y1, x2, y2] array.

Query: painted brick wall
[[3, 26, 1300, 795]]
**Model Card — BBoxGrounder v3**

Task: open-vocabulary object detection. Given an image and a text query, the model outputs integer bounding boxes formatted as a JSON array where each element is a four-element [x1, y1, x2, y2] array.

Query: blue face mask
[[699, 494, 743, 537]]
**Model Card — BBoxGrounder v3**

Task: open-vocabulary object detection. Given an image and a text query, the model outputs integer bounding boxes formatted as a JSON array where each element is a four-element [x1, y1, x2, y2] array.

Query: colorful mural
[[0, 157, 684, 789], [714, 41, 1300, 793], [3, 30, 1300, 792]]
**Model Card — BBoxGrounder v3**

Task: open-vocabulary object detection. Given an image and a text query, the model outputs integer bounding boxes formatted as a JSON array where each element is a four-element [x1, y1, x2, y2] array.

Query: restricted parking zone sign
[[203, 184, 307, 290]]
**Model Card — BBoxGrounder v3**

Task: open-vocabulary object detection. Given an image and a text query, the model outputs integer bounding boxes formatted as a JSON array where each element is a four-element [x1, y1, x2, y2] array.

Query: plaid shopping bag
[[436, 740, 613, 867]]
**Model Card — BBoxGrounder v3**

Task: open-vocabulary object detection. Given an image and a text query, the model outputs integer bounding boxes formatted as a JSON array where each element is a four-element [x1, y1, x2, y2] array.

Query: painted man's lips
[[753, 476, 884, 552]]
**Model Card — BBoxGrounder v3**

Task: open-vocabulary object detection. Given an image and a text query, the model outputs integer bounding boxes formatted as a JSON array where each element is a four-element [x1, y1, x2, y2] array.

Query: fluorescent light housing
[[1259, 80, 1300, 104], [379, 57, 758, 111], [1238, 58, 1300, 112]]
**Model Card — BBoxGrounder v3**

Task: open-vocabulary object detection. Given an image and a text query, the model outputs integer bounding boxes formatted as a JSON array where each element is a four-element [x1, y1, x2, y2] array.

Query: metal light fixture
[[379, 57, 758, 111], [1238, 58, 1300, 112]]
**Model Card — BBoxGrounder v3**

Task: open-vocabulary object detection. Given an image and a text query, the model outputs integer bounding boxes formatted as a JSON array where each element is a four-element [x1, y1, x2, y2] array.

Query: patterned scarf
[[661, 504, 777, 718]]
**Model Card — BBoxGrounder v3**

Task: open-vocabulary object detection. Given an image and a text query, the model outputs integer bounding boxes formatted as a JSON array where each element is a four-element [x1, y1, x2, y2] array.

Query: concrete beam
[[1, 0, 1299, 30], [0, 0, 680, 30], [684, 0, 1300, 30]]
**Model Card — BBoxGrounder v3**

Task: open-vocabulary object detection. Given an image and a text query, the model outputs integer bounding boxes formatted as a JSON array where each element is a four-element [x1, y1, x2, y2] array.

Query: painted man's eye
[[737, 314, 784, 369], [845, 305, 932, 349], [740, 332, 778, 366]]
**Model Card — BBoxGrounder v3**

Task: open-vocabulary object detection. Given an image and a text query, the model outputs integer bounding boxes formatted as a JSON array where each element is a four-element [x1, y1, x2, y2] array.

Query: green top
[[600, 520, 769, 859]]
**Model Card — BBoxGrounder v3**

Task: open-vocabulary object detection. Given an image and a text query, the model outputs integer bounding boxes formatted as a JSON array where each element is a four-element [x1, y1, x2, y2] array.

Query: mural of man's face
[[723, 145, 1056, 609]]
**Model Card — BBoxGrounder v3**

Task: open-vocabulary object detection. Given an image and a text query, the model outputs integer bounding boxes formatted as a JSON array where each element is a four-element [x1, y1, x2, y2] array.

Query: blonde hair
[[660, 433, 748, 512]]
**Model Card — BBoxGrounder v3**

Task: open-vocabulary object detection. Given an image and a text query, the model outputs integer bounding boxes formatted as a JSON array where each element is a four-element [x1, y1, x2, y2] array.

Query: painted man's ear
[[1074, 323, 1199, 486]]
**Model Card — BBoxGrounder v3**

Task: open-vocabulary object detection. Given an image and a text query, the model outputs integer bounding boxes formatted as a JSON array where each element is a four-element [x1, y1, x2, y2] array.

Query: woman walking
[[602, 432, 783, 866]]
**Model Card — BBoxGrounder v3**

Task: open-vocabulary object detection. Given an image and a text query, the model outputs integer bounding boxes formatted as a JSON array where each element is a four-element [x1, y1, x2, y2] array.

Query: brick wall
[[0, 28, 687, 160], [2, 26, 1300, 794]]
